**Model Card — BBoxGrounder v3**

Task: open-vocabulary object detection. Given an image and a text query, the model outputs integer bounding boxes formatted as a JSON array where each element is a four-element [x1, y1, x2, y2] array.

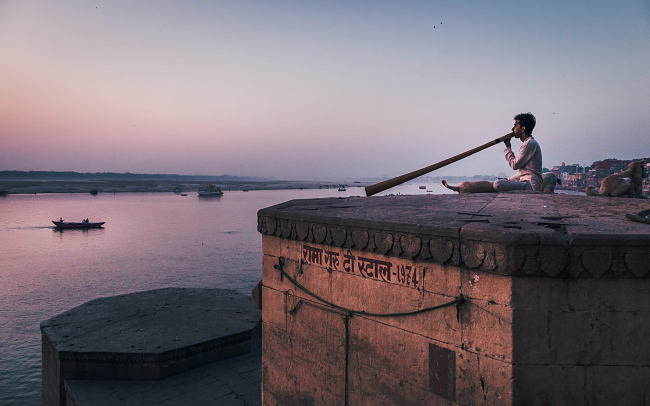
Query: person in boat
[[493, 112, 543, 192], [59, 217, 63, 222]]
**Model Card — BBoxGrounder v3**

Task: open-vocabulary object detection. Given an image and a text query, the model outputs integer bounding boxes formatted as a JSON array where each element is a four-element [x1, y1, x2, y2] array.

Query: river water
[[0, 184, 449, 404]]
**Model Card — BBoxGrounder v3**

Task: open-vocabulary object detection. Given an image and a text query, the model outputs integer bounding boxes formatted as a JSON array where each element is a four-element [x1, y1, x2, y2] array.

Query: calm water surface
[[0, 184, 449, 404]]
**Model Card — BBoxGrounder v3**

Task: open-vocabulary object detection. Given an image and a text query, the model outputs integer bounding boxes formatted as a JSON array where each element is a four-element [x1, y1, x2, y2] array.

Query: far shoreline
[[0, 179, 370, 195], [0, 179, 590, 195]]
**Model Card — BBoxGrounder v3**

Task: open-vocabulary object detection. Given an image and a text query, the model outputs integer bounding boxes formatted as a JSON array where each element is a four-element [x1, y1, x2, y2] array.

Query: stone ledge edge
[[257, 215, 649, 279], [55, 330, 253, 364]]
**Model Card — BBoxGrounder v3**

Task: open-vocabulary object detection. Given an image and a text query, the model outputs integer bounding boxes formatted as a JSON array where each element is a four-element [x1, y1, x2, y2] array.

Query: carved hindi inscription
[[302, 244, 422, 290]]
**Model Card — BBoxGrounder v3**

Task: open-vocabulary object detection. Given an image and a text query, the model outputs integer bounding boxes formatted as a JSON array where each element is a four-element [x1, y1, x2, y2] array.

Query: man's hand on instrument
[[502, 132, 513, 148]]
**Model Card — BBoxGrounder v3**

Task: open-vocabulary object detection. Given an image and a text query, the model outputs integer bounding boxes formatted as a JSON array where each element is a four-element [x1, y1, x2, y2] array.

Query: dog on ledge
[[442, 173, 561, 194], [586, 159, 646, 198]]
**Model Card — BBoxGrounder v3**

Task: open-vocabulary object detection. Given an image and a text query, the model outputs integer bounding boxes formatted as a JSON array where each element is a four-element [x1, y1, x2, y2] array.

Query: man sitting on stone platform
[[441, 112, 549, 194], [493, 112, 543, 192]]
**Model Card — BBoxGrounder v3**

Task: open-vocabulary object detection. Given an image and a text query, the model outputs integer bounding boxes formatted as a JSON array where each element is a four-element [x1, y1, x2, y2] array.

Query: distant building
[[551, 157, 649, 195], [552, 163, 586, 189]]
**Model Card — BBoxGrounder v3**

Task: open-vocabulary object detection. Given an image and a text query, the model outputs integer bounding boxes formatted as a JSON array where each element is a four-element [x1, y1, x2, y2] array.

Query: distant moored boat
[[198, 184, 224, 197]]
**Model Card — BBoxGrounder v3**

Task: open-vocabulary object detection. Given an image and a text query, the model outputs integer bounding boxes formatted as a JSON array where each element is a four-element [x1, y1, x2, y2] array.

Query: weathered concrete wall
[[262, 237, 515, 405], [512, 277, 650, 405], [258, 194, 650, 405]]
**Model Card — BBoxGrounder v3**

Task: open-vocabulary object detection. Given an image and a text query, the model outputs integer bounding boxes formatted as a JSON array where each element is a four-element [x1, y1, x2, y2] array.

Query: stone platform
[[64, 321, 261, 405], [41, 288, 261, 405], [258, 193, 650, 405], [258, 193, 650, 278]]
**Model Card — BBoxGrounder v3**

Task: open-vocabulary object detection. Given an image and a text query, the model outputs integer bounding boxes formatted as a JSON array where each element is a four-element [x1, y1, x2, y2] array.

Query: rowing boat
[[52, 220, 105, 229]]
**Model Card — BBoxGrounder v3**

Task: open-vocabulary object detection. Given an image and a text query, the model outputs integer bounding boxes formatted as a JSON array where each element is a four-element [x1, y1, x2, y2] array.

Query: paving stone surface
[[42, 288, 260, 355], [259, 193, 650, 240]]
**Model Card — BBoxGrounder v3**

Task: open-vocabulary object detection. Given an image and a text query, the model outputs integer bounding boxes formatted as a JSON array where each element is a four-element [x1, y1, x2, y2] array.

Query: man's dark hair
[[514, 112, 536, 135]]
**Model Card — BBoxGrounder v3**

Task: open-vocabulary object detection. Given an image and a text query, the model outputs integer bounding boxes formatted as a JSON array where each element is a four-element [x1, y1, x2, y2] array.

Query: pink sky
[[1, 1, 649, 179]]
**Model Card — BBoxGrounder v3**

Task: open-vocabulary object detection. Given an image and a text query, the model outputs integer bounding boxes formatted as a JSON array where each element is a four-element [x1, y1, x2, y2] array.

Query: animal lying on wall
[[585, 159, 646, 198], [441, 173, 561, 194], [441, 179, 494, 193]]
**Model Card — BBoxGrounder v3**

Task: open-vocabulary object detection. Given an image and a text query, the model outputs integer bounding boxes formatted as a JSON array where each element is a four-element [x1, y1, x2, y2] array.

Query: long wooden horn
[[365, 132, 514, 196]]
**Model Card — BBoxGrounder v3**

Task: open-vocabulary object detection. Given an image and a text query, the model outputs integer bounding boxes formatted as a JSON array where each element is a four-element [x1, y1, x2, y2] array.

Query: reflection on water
[[0, 184, 450, 404]]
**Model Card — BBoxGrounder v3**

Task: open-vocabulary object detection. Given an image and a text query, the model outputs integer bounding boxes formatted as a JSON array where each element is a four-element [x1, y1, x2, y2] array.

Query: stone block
[[285, 300, 347, 355], [460, 269, 512, 306], [514, 277, 650, 313], [584, 365, 650, 406], [513, 363, 585, 405], [515, 306, 650, 366], [262, 301, 346, 406], [512, 306, 555, 364], [423, 262, 461, 298], [348, 316, 433, 392], [347, 362, 453, 405], [262, 324, 296, 402], [455, 349, 513, 406], [261, 286, 286, 330], [512, 276, 570, 310], [262, 234, 282, 257], [348, 317, 457, 405], [407, 291, 461, 345], [251, 280, 262, 309], [461, 299, 513, 362], [566, 278, 650, 312], [41, 288, 260, 406], [262, 254, 298, 291], [42, 333, 62, 406], [549, 309, 649, 365], [262, 235, 298, 260]]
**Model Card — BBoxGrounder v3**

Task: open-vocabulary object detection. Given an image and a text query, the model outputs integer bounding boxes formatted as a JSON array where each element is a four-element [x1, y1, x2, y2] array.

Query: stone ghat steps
[[41, 288, 262, 406]]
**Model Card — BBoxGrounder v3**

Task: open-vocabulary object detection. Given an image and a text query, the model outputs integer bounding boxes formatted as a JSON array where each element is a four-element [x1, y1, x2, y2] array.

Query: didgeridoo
[[365, 132, 514, 196]]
